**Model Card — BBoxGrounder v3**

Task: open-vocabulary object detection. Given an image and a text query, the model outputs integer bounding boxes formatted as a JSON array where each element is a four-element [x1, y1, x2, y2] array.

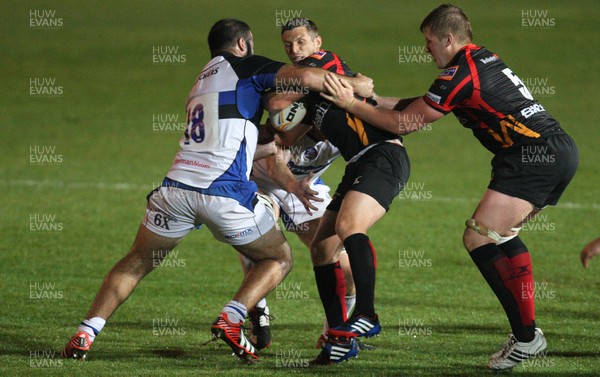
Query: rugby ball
[[269, 100, 307, 131]]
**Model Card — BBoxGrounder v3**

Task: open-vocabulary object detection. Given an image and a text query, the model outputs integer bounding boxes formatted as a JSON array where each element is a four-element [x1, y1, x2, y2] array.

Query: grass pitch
[[1, 0, 599, 376]]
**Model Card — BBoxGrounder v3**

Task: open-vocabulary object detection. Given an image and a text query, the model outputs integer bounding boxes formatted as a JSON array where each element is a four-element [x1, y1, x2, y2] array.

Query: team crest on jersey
[[437, 65, 459, 81], [309, 50, 327, 60]]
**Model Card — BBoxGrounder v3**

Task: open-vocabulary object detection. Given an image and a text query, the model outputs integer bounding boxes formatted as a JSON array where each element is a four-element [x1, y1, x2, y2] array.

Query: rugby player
[[62, 18, 373, 363], [241, 18, 358, 351], [266, 18, 411, 364], [322, 4, 578, 370]]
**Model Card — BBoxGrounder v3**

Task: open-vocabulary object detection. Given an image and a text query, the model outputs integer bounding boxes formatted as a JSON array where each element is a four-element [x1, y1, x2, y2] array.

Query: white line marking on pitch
[[2, 179, 597, 210]]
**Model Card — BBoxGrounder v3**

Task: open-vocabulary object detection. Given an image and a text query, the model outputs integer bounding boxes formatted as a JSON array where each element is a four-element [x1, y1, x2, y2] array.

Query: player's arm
[[275, 65, 374, 98], [263, 91, 304, 112], [322, 73, 444, 135], [265, 149, 322, 214], [373, 93, 421, 111]]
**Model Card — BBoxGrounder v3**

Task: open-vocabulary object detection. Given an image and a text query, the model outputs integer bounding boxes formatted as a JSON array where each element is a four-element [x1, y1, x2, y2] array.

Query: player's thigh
[[233, 225, 291, 265], [464, 189, 535, 250], [119, 224, 184, 275], [471, 189, 535, 230], [336, 191, 386, 239], [294, 217, 322, 248]]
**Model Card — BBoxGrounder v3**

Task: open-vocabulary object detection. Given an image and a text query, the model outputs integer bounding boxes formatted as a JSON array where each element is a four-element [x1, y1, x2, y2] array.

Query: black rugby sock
[[470, 244, 530, 340], [344, 233, 377, 318], [314, 262, 347, 328]]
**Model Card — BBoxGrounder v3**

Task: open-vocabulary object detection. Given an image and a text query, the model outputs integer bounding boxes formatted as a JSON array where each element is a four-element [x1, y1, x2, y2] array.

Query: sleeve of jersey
[[422, 66, 472, 114], [247, 55, 286, 91], [234, 55, 286, 120]]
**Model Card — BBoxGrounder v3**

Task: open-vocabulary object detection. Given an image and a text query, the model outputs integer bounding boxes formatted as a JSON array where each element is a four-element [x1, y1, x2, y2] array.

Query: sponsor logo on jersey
[[479, 55, 499, 64], [425, 91, 442, 104], [225, 228, 253, 240], [520, 103, 545, 118], [197, 68, 219, 81], [437, 65, 459, 81]]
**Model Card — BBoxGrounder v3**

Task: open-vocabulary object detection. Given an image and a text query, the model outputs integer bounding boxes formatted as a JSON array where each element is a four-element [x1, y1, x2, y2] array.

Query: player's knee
[[278, 242, 293, 276], [309, 241, 332, 266], [462, 228, 476, 251], [335, 218, 360, 240], [463, 219, 520, 251]]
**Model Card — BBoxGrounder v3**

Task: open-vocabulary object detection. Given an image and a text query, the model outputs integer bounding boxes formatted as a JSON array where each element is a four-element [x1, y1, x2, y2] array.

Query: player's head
[[280, 18, 322, 63], [208, 18, 254, 58], [420, 4, 472, 68]]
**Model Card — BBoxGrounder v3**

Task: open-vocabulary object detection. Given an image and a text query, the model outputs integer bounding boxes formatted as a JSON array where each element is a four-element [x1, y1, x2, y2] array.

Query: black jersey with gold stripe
[[423, 44, 564, 154], [298, 50, 400, 161]]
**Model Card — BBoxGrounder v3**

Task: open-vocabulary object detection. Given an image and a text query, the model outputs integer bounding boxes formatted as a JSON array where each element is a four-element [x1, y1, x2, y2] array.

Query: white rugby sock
[[77, 317, 106, 342], [346, 294, 356, 317], [222, 300, 247, 324]]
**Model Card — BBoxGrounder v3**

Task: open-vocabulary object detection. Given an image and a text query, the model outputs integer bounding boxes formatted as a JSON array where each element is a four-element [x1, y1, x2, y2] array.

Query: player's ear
[[237, 37, 246, 52], [314, 35, 323, 50], [444, 33, 453, 47]]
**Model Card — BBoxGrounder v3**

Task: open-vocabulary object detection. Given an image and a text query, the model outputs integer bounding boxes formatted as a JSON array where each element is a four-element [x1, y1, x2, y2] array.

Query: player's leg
[[328, 143, 408, 339], [205, 190, 292, 362], [294, 217, 356, 346], [232, 226, 292, 309], [86, 225, 184, 320], [64, 186, 191, 359], [309, 210, 347, 329], [238, 253, 272, 349], [309, 209, 361, 364], [465, 189, 537, 338], [211, 227, 291, 362], [326, 190, 386, 339], [63, 226, 184, 359], [295, 218, 355, 299], [464, 189, 547, 369]]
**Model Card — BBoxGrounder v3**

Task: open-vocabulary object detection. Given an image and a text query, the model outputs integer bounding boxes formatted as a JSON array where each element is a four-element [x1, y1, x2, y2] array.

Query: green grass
[[1, 0, 599, 375]]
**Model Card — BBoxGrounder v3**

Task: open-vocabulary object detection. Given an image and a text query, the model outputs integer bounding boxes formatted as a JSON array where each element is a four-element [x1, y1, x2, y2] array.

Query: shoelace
[[500, 335, 518, 357], [257, 313, 274, 327]]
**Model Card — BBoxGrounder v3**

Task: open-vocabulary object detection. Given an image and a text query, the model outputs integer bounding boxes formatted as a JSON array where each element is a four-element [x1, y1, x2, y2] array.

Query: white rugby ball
[[269, 100, 307, 131]]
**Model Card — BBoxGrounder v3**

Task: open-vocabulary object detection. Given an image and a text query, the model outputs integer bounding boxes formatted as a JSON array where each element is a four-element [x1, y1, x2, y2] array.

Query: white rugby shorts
[[143, 180, 276, 246]]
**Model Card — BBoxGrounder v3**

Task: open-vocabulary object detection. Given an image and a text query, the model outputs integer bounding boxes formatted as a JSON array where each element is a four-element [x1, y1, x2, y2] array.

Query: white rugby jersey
[[167, 53, 284, 189], [252, 134, 340, 183]]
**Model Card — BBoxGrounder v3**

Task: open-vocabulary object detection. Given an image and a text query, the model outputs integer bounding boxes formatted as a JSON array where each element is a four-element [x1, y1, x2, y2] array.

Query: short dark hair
[[281, 17, 319, 36], [420, 4, 472, 43], [207, 18, 252, 57]]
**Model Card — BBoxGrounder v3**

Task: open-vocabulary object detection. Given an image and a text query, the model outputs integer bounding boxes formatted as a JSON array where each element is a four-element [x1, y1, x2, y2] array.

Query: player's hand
[[321, 73, 357, 110], [352, 72, 374, 98], [290, 171, 323, 215], [580, 237, 600, 269]]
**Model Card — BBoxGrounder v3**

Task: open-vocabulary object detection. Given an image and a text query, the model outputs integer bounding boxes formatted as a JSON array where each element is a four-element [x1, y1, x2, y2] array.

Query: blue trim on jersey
[[314, 177, 324, 185], [219, 90, 236, 105], [210, 137, 248, 187], [161, 177, 257, 212], [236, 72, 278, 120]]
